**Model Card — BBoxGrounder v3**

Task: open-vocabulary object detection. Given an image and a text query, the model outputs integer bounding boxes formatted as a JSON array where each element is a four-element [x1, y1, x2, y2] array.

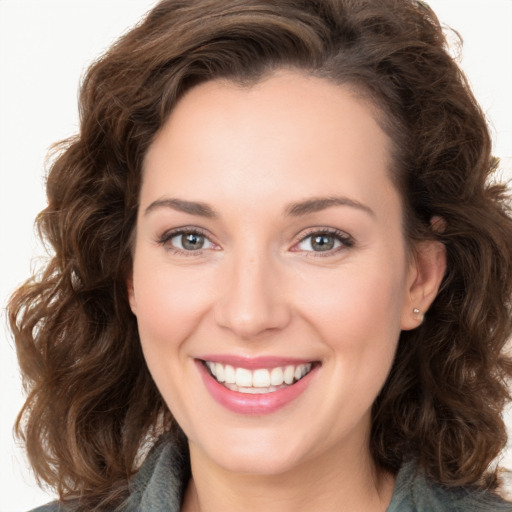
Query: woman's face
[[129, 70, 421, 476]]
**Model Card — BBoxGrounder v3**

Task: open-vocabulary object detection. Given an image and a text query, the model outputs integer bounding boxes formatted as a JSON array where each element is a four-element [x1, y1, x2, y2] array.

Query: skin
[[128, 70, 446, 512]]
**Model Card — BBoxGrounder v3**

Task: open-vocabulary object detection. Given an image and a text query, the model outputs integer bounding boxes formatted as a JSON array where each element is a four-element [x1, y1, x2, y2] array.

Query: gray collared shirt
[[32, 433, 512, 511]]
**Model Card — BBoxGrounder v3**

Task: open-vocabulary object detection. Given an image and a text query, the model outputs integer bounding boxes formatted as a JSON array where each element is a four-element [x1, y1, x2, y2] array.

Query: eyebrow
[[144, 198, 217, 218], [285, 196, 375, 217], [144, 195, 375, 219]]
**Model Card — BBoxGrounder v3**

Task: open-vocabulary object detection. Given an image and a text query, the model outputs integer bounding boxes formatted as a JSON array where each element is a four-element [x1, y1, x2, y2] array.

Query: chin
[[213, 448, 306, 476], [190, 426, 312, 476]]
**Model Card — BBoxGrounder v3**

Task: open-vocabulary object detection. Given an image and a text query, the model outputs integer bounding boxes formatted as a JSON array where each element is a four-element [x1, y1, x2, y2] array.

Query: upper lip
[[197, 355, 319, 369]]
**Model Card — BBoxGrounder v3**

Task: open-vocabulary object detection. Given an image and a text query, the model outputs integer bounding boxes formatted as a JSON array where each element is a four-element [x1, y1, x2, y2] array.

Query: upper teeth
[[205, 361, 312, 388]]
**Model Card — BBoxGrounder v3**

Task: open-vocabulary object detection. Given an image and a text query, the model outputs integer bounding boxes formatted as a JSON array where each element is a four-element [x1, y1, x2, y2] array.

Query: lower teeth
[[224, 383, 289, 394]]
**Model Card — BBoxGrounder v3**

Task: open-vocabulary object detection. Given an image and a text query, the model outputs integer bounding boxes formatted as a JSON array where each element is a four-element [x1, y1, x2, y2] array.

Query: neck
[[181, 439, 395, 512]]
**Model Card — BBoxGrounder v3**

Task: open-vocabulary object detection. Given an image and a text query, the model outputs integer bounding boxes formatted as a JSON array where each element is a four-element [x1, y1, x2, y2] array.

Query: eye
[[171, 232, 208, 251], [158, 228, 217, 254], [294, 229, 354, 254]]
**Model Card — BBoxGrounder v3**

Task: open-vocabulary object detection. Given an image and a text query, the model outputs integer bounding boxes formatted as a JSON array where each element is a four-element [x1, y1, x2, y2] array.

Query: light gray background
[[1, 1, 511, 510]]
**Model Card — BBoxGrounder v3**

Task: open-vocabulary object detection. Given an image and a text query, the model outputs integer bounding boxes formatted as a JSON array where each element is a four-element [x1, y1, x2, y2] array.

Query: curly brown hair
[[8, 0, 512, 509]]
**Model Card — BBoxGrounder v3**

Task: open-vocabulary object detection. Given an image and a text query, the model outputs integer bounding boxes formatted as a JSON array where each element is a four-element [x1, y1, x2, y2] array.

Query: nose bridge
[[214, 243, 290, 338]]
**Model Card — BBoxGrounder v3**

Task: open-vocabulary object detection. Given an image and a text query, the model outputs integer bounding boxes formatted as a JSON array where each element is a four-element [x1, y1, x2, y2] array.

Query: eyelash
[[157, 227, 215, 257], [292, 228, 354, 257], [157, 227, 354, 257]]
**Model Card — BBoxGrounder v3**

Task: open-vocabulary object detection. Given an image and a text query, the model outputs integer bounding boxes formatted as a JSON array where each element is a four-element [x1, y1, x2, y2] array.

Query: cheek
[[293, 256, 407, 380], [319, 270, 405, 407], [132, 258, 216, 352], [298, 263, 406, 333], [131, 259, 217, 422]]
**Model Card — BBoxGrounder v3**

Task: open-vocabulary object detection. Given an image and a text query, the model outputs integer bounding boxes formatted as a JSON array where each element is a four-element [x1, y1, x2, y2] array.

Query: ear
[[401, 236, 446, 330], [126, 272, 137, 315]]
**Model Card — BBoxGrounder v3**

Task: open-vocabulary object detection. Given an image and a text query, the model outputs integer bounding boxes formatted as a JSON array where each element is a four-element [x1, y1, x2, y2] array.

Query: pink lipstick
[[196, 357, 318, 415]]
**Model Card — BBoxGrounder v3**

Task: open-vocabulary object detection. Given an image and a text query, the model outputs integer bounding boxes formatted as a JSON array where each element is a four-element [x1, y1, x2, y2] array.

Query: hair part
[[9, 0, 512, 509]]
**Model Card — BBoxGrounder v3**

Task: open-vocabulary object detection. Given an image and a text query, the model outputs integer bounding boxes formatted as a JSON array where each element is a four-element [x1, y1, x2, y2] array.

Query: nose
[[214, 252, 292, 339]]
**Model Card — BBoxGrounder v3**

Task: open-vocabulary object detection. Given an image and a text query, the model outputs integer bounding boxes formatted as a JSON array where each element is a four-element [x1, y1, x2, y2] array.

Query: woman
[[9, 0, 512, 510]]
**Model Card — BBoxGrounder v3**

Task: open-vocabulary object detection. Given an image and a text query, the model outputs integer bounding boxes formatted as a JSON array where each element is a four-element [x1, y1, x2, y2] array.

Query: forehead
[[142, 70, 399, 220]]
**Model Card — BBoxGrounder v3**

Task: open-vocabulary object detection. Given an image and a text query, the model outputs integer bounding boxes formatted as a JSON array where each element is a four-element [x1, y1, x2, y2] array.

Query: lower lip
[[196, 360, 317, 415]]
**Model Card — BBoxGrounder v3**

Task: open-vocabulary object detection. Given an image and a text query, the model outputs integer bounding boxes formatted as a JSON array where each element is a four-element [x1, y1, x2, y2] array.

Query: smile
[[197, 357, 319, 415], [203, 361, 313, 394]]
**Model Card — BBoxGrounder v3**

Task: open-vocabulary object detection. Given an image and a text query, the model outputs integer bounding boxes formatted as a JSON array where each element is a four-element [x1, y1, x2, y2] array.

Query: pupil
[[182, 233, 204, 250], [312, 235, 334, 251]]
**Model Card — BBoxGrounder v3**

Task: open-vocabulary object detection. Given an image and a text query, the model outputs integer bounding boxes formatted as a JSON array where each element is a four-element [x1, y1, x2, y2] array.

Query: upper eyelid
[[294, 227, 353, 243], [158, 226, 213, 242]]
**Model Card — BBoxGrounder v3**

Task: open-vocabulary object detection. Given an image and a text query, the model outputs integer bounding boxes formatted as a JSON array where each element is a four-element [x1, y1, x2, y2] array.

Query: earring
[[413, 307, 424, 323]]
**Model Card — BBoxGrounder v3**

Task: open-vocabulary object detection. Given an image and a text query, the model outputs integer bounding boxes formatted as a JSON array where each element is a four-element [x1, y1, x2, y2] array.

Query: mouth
[[196, 357, 320, 415], [201, 360, 317, 394]]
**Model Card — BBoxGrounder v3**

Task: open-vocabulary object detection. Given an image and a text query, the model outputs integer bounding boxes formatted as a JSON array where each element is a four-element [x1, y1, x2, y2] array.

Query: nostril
[[213, 301, 292, 339]]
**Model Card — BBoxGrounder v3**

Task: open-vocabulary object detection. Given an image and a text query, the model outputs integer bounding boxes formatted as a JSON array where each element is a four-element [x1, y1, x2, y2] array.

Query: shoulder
[[120, 431, 189, 511], [388, 460, 512, 512], [27, 433, 189, 512]]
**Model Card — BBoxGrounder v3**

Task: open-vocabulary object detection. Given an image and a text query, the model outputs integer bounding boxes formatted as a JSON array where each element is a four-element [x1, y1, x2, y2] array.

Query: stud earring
[[413, 307, 424, 324]]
